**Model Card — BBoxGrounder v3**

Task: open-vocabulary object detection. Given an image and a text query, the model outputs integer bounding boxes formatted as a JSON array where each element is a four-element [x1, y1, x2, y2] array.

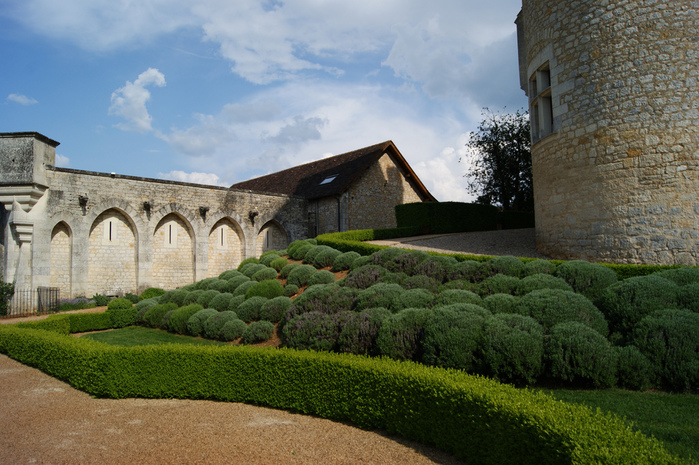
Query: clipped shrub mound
[[616, 345, 655, 391], [259, 252, 281, 267], [208, 279, 230, 292], [283, 284, 299, 297], [270, 257, 288, 272], [283, 285, 359, 325], [354, 283, 405, 311], [336, 308, 391, 356], [143, 303, 178, 328], [168, 304, 204, 335], [140, 287, 165, 300], [240, 263, 267, 278], [308, 270, 336, 286], [186, 308, 219, 337], [135, 298, 159, 322], [523, 259, 556, 276], [422, 307, 486, 371], [655, 267, 699, 286], [370, 247, 409, 267], [218, 269, 243, 280], [515, 288, 609, 336], [106, 298, 136, 328], [677, 283, 699, 312], [633, 309, 699, 392], [478, 274, 520, 297], [437, 303, 491, 319], [282, 312, 354, 352], [433, 289, 482, 307], [377, 308, 432, 361], [481, 255, 525, 278], [221, 319, 247, 341], [203, 311, 239, 340], [232, 281, 257, 297], [183, 290, 205, 306], [236, 296, 269, 323], [341, 265, 387, 290], [332, 251, 361, 271], [310, 246, 342, 269], [158, 289, 188, 306], [386, 250, 430, 275], [412, 257, 453, 282], [391, 288, 435, 312], [349, 255, 373, 271], [596, 275, 679, 338], [245, 279, 284, 299], [209, 293, 235, 311], [252, 267, 279, 282], [514, 273, 574, 296], [196, 290, 221, 308], [545, 322, 617, 388], [280, 263, 300, 279], [482, 293, 519, 314], [481, 313, 544, 385], [259, 296, 292, 323], [225, 275, 251, 293], [227, 294, 245, 312], [242, 320, 275, 344], [554, 260, 618, 300], [446, 260, 483, 282], [237, 257, 260, 270], [286, 264, 318, 287], [402, 275, 441, 293]]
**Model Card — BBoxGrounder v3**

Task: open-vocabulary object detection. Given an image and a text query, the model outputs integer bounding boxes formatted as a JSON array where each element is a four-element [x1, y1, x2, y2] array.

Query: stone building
[[231, 140, 436, 235], [1, 133, 432, 300], [516, 0, 698, 265]]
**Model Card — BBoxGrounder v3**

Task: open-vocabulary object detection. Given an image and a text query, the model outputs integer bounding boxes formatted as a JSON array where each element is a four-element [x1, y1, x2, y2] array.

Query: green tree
[[0, 274, 15, 316], [464, 109, 533, 211]]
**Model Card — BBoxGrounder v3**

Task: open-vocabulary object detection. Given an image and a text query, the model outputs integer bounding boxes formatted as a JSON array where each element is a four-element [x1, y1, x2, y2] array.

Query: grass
[[541, 388, 698, 463], [81, 326, 225, 347]]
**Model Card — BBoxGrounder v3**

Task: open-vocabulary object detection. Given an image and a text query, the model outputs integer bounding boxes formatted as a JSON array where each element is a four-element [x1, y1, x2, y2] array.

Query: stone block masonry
[[518, 0, 698, 265], [1, 133, 308, 298]]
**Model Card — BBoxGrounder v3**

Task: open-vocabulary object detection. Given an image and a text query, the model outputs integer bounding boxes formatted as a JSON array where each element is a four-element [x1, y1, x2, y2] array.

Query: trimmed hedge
[[395, 201, 499, 234], [106, 298, 137, 328], [0, 324, 682, 465]]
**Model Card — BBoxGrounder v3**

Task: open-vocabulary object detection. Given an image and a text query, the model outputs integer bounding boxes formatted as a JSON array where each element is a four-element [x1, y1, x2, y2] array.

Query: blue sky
[[1, 0, 527, 202]]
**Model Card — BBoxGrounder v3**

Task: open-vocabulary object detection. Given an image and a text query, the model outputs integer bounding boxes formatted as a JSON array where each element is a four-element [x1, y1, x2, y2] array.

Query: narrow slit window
[[169, 224, 173, 245], [220, 228, 224, 247], [109, 221, 112, 242]]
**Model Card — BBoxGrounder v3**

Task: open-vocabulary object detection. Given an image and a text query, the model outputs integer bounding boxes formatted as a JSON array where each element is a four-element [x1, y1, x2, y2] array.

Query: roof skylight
[[320, 174, 338, 185]]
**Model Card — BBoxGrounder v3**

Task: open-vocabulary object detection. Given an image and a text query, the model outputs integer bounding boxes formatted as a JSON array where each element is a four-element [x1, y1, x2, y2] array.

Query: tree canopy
[[464, 109, 533, 212]]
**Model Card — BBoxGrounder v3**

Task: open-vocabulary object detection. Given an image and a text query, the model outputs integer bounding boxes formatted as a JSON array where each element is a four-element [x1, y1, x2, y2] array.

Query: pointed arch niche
[[88, 209, 137, 296], [208, 218, 244, 277], [153, 213, 194, 289], [256, 220, 289, 257], [50, 222, 72, 298]]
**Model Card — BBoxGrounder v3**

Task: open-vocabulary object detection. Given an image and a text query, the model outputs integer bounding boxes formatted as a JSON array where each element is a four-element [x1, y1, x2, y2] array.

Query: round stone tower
[[516, 0, 698, 265]]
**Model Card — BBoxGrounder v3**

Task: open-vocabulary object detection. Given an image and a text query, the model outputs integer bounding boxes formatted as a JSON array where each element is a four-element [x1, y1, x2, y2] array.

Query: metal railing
[[1, 287, 60, 319]]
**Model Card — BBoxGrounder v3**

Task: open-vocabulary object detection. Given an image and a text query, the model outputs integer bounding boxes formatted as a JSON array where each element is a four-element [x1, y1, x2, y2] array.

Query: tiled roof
[[230, 140, 436, 201]]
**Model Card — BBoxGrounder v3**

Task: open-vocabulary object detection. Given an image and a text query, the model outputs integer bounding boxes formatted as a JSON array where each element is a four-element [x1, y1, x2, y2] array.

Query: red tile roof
[[230, 140, 436, 201]]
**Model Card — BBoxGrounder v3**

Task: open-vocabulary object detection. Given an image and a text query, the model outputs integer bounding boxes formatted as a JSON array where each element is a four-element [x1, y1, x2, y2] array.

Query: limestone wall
[[519, 0, 699, 265]]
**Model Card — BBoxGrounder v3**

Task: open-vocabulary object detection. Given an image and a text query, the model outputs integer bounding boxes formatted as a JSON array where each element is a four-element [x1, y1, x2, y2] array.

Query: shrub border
[[0, 316, 680, 465]]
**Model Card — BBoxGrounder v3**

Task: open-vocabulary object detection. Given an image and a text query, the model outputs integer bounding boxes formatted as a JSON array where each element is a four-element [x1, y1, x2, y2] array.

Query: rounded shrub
[[232, 280, 257, 297], [280, 263, 300, 279], [227, 294, 245, 312], [412, 257, 454, 282], [386, 250, 430, 275], [633, 309, 699, 392], [143, 303, 178, 328], [308, 270, 336, 286], [290, 242, 314, 260], [370, 248, 409, 267], [380, 272, 407, 285], [354, 283, 405, 311], [311, 246, 342, 269], [615, 345, 655, 391], [183, 290, 205, 306], [437, 303, 491, 318], [349, 255, 373, 271], [161, 310, 176, 330], [481, 313, 544, 385], [158, 289, 184, 305], [523, 259, 557, 276], [240, 263, 267, 278], [446, 260, 483, 282], [106, 298, 136, 328], [286, 264, 318, 287], [245, 279, 284, 299], [237, 257, 260, 271], [402, 275, 441, 293], [225, 275, 251, 294], [422, 308, 485, 371], [282, 311, 354, 351], [391, 288, 435, 312], [341, 265, 386, 290], [478, 274, 521, 297], [259, 253, 281, 267], [208, 279, 230, 292], [236, 296, 269, 322], [209, 293, 235, 311], [432, 289, 482, 307], [252, 267, 279, 282], [168, 303, 204, 335], [260, 296, 292, 323], [514, 289, 608, 336], [482, 293, 519, 314], [196, 277, 221, 291], [270, 257, 289, 272], [283, 284, 299, 297], [218, 269, 243, 280], [221, 319, 247, 341], [677, 283, 699, 312], [481, 255, 526, 278], [514, 273, 574, 296], [287, 239, 315, 259], [124, 293, 140, 304], [554, 260, 618, 300], [203, 310, 239, 340], [376, 308, 432, 361], [242, 320, 275, 344], [331, 251, 361, 272], [135, 298, 159, 322], [596, 275, 679, 338], [283, 285, 358, 326], [139, 287, 165, 300], [544, 322, 617, 388], [186, 308, 219, 336], [196, 290, 221, 308], [336, 308, 391, 355], [655, 267, 699, 286], [438, 280, 477, 292]]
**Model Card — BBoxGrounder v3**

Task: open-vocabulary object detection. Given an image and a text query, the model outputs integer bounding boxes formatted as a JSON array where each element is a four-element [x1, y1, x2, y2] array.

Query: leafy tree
[[464, 109, 533, 211], [0, 274, 15, 316]]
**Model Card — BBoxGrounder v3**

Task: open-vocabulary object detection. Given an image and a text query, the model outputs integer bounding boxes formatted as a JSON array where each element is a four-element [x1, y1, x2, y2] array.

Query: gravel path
[[368, 228, 549, 259]]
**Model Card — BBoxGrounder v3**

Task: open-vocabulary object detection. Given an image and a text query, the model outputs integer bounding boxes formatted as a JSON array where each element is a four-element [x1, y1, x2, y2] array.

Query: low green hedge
[[0, 324, 680, 465]]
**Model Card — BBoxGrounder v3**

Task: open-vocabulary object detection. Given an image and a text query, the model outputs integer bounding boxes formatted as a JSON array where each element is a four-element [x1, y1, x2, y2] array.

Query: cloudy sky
[[1, 0, 527, 202]]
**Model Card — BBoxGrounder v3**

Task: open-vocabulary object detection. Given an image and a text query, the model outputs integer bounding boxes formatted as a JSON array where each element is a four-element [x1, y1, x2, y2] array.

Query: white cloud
[[55, 154, 70, 167], [158, 170, 227, 186], [7, 93, 38, 105], [109, 68, 166, 133]]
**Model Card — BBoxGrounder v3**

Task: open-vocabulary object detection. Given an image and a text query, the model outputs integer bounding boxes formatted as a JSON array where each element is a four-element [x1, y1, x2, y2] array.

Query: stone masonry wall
[[347, 153, 423, 231], [520, 0, 699, 265]]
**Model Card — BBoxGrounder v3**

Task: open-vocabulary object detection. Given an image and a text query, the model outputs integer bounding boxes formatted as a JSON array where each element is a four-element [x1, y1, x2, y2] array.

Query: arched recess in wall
[[50, 221, 72, 298], [88, 209, 138, 296], [255, 220, 289, 257], [207, 218, 244, 278], [153, 213, 195, 289]]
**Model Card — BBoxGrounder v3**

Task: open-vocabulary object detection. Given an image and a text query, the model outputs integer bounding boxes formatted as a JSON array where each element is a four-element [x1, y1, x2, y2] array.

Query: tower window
[[529, 63, 553, 142]]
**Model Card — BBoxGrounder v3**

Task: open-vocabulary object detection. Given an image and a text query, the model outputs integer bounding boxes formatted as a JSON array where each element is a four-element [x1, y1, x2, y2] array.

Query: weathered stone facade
[[517, 0, 699, 265], [1, 133, 307, 298]]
